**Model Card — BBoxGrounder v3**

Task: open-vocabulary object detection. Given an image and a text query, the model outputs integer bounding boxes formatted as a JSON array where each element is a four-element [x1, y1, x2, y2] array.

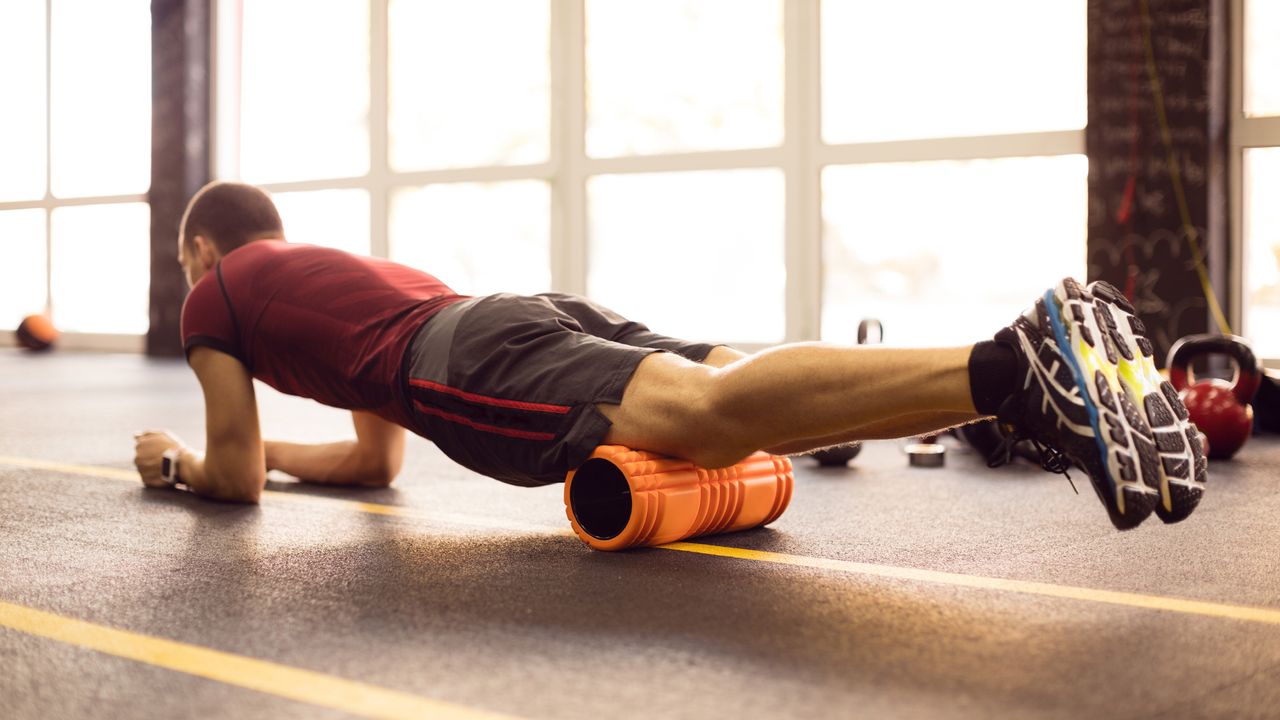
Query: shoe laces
[[987, 427, 1079, 494]]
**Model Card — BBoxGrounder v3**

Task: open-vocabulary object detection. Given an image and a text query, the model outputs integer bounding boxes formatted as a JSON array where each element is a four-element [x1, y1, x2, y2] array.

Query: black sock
[[968, 340, 1018, 415]]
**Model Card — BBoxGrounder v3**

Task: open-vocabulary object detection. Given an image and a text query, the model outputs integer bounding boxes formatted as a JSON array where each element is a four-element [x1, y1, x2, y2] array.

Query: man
[[134, 181, 1205, 531]]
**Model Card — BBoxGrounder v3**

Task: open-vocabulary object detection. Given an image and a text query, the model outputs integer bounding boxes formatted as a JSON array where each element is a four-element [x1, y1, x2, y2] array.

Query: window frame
[[1231, 0, 1280, 365], [0, 0, 146, 352], [211, 0, 1085, 351]]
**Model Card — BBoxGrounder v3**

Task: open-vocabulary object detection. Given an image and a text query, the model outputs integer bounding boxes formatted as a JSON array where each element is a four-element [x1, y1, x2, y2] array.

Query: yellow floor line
[[0, 600, 518, 720], [0, 455, 140, 482], [659, 542, 1280, 626], [0, 455, 570, 535], [6, 455, 1280, 627]]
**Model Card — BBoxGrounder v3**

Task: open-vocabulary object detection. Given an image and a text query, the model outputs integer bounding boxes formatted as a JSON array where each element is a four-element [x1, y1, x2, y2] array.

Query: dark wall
[[1086, 0, 1230, 365], [148, 0, 211, 357]]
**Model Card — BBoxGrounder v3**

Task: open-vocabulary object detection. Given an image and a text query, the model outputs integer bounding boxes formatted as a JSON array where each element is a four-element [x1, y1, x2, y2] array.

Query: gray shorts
[[401, 293, 718, 487]]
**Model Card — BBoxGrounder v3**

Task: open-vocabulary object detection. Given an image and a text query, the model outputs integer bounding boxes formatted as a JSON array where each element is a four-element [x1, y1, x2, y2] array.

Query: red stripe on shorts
[[408, 378, 572, 415], [412, 400, 558, 441]]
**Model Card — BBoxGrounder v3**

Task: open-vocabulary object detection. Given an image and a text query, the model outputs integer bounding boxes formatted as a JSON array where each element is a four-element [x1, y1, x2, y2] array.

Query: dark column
[[148, 0, 211, 357], [1086, 0, 1230, 365]]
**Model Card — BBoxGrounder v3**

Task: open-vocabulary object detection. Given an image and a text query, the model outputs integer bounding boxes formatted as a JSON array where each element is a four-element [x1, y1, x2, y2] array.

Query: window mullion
[[44, 0, 53, 316], [551, 0, 587, 296], [370, 0, 390, 259], [784, 0, 821, 342]]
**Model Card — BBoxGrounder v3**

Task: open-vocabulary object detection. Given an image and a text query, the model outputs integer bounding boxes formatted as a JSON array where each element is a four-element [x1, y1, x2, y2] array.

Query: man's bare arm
[[263, 410, 405, 487], [133, 346, 267, 503], [185, 347, 267, 501]]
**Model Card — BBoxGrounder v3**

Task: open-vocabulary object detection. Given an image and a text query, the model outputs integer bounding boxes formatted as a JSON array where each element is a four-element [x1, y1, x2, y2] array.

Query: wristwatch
[[161, 447, 183, 487]]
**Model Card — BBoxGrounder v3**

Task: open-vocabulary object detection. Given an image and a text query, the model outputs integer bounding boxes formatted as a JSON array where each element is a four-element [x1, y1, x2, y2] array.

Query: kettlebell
[[809, 319, 882, 467], [1166, 334, 1262, 460]]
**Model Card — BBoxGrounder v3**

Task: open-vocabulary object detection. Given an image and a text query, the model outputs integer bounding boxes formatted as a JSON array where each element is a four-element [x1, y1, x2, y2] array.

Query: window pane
[[1244, 148, 1280, 357], [0, 2, 46, 201], [389, 0, 550, 171], [588, 170, 785, 343], [390, 181, 550, 296], [1245, 0, 1280, 117], [272, 189, 370, 256], [50, 0, 150, 198], [822, 1, 1086, 144], [238, 0, 369, 183], [822, 156, 1087, 346], [51, 203, 149, 334], [0, 210, 48, 330], [586, 0, 784, 158]]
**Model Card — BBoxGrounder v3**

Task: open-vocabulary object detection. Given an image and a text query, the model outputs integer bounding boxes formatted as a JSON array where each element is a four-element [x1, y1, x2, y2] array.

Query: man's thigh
[[598, 352, 724, 461]]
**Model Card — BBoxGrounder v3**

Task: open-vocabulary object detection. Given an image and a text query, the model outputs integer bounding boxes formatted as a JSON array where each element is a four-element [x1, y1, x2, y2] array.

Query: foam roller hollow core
[[563, 445, 794, 551]]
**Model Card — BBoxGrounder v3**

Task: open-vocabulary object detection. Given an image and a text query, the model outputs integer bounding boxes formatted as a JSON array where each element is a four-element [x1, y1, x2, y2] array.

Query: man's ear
[[192, 235, 219, 268]]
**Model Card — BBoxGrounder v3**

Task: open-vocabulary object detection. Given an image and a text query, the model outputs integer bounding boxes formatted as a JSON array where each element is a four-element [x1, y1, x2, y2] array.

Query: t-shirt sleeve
[[180, 270, 247, 365]]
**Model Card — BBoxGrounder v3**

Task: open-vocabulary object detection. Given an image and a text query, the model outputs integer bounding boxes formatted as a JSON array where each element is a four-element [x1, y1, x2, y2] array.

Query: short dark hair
[[180, 181, 284, 254]]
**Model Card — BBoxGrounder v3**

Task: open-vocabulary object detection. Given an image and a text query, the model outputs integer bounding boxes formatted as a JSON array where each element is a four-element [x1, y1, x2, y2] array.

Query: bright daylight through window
[[0, 0, 150, 336], [1242, 0, 1280, 358], [211, 0, 1086, 347]]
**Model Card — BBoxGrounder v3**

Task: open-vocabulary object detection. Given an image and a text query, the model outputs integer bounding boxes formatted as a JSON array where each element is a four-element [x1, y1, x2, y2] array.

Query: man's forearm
[[177, 447, 263, 503], [264, 440, 389, 486]]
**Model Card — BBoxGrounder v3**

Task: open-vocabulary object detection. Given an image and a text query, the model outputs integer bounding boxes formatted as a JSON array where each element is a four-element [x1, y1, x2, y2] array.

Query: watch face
[[161, 455, 173, 479]]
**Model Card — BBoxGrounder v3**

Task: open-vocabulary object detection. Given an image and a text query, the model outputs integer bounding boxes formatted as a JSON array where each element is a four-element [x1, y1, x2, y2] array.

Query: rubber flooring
[[2, 349, 1279, 719]]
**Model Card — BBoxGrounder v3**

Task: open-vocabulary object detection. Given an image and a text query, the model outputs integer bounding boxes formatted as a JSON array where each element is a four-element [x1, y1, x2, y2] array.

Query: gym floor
[[3, 348, 1279, 719]]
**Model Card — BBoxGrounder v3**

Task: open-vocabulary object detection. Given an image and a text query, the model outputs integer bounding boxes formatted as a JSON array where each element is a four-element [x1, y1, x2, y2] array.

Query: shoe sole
[[1051, 279, 1205, 525]]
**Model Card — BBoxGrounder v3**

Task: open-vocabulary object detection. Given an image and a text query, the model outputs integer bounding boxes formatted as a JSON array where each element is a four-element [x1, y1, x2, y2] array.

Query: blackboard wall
[[1086, 0, 1230, 365]]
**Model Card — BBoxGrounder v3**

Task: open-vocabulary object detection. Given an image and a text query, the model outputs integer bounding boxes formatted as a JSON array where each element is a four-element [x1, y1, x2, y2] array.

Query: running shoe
[[989, 278, 1205, 529]]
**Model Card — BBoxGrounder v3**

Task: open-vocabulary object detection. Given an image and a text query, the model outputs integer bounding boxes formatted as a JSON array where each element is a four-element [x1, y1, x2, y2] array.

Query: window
[[272, 190, 372, 256], [818, 1, 1086, 344], [236, 0, 369, 184], [588, 170, 785, 343], [216, 0, 556, 296], [822, 1, 1086, 144], [390, 181, 551, 296], [0, 211, 47, 331], [1244, 0, 1280, 118], [388, 0, 550, 171], [822, 156, 1087, 346], [216, 1, 1086, 348], [1238, 0, 1280, 360], [0, 0, 151, 341], [585, 0, 783, 158]]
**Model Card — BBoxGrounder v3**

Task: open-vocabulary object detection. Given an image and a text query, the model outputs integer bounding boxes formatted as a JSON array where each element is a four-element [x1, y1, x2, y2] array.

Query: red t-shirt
[[181, 240, 465, 429]]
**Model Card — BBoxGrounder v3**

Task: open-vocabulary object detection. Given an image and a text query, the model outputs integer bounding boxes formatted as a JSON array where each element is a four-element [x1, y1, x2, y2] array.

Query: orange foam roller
[[563, 445, 794, 551]]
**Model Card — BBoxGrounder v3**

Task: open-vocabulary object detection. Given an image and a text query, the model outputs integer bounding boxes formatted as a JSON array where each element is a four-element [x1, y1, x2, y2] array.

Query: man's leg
[[698, 345, 978, 454], [601, 277, 1206, 531], [760, 411, 980, 455], [599, 344, 979, 469]]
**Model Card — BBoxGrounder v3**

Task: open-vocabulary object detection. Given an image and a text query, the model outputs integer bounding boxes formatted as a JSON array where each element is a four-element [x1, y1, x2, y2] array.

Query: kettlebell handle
[[1166, 333, 1262, 404], [857, 318, 883, 345]]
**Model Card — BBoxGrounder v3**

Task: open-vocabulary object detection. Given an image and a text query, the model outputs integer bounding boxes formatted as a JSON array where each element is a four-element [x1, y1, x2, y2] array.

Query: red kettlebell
[[1167, 334, 1262, 460]]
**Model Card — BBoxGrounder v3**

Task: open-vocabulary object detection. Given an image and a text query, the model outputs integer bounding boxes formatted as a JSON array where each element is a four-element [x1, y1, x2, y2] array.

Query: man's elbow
[[201, 484, 262, 504], [360, 463, 399, 488], [203, 466, 266, 503], [355, 450, 401, 488], [234, 483, 264, 504]]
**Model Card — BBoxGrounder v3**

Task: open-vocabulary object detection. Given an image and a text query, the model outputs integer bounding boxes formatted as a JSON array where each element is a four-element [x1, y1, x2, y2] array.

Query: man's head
[[178, 181, 284, 286]]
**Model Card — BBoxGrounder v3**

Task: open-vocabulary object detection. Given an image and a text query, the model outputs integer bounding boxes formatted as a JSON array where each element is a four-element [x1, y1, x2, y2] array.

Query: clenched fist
[[133, 430, 186, 488]]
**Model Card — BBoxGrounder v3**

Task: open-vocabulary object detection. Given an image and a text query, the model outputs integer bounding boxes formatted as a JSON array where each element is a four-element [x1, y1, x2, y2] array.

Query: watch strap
[[161, 447, 182, 486]]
